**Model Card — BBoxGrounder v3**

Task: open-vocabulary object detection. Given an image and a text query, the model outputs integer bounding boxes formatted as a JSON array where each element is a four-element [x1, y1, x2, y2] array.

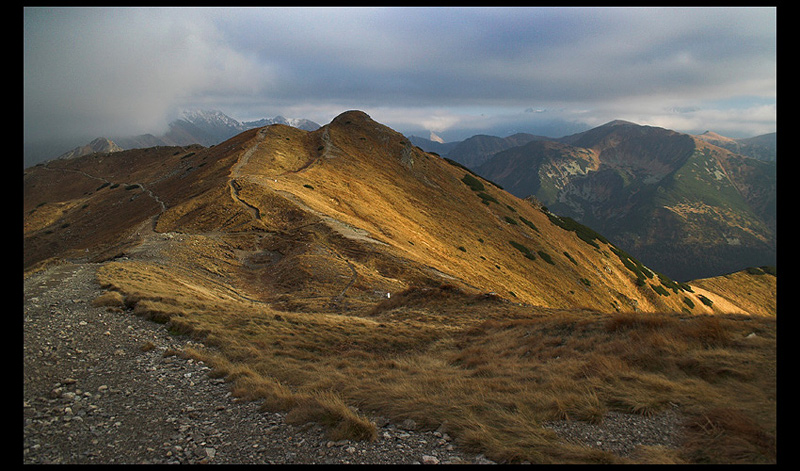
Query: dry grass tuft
[[96, 257, 776, 464], [681, 407, 776, 463], [91, 290, 125, 309]]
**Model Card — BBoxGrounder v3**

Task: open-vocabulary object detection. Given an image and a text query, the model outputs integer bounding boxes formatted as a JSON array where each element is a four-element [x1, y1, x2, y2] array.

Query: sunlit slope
[[24, 111, 772, 315], [201, 110, 725, 313], [688, 267, 776, 316]]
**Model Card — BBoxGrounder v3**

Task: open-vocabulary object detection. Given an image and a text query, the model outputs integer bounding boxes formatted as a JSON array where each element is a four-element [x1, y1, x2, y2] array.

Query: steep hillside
[[23, 111, 777, 464], [25, 111, 760, 316], [695, 131, 776, 162], [445, 133, 548, 169], [689, 266, 776, 317], [478, 120, 776, 281]]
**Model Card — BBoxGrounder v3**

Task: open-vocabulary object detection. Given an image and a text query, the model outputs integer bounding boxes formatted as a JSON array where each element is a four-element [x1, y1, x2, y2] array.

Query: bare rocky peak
[[55, 137, 123, 160]]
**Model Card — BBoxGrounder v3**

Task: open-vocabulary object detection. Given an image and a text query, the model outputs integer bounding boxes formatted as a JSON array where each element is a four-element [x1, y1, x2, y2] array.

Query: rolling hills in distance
[[23, 110, 777, 463]]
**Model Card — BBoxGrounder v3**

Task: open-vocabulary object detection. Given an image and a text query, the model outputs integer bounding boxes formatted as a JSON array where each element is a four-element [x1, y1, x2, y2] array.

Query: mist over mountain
[[25, 110, 322, 166], [113, 110, 321, 150]]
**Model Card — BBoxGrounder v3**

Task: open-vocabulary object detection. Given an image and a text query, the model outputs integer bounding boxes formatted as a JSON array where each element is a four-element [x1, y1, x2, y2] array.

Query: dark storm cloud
[[24, 6, 776, 148]]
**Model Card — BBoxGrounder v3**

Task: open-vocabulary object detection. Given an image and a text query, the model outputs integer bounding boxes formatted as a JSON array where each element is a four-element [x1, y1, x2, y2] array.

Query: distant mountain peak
[[604, 119, 637, 127], [55, 137, 122, 160], [108, 109, 320, 151], [696, 130, 737, 144], [429, 131, 445, 144], [179, 109, 241, 127], [241, 115, 321, 132]]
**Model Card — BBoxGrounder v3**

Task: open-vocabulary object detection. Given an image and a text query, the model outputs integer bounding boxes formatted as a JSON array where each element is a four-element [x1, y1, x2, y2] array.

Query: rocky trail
[[22, 261, 496, 465], [23, 258, 686, 464]]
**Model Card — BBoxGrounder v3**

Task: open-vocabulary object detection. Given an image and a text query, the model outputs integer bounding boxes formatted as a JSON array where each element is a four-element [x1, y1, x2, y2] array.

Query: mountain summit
[[477, 120, 776, 280], [24, 110, 771, 315], [23, 110, 777, 464], [55, 137, 123, 160], [429, 131, 445, 143], [110, 110, 321, 151]]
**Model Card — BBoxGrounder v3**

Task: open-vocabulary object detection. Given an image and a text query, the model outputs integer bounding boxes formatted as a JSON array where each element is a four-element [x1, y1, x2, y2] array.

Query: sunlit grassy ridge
[[25, 111, 776, 464]]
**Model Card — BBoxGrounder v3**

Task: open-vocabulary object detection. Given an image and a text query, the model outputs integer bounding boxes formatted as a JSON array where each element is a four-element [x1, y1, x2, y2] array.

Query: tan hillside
[[25, 110, 762, 315], [23, 111, 776, 464], [689, 267, 776, 316]]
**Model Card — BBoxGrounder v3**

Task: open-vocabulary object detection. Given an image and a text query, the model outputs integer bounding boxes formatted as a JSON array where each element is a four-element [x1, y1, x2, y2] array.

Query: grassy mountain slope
[[695, 131, 776, 162], [23, 111, 776, 464], [478, 121, 776, 281]]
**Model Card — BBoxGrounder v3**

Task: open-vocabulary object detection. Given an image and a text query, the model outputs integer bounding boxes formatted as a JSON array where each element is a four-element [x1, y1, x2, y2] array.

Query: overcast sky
[[24, 6, 776, 148]]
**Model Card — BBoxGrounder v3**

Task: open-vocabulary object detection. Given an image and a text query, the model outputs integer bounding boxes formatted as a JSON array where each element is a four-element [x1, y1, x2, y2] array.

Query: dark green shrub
[[537, 250, 555, 265], [760, 266, 777, 276], [509, 241, 535, 260], [746, 266, 776, 276], [477, 192, 498, 204], [519, 216, 539, 233], [546, 213, 609, 248], [611, 246, 654, 282], [504, 216, 518, 225], [461, 173, 485, 192], [652, 284, 670, 296]]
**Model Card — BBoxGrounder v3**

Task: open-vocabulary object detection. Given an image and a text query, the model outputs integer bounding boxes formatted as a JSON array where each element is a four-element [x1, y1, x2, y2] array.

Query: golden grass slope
[[689, 268, 776, 316], [24, 111, 777, 464], [25, 111, 774, 317], [184, 110, 736, 315]]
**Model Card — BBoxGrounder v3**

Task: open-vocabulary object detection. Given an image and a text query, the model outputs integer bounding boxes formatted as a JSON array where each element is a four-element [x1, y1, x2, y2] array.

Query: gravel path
[[23, 260, 685, 464], [22, 261, 493, 465]]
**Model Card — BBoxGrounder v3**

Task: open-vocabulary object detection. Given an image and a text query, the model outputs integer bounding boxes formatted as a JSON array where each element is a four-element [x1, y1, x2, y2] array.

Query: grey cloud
[[24, 6, 776, 150]]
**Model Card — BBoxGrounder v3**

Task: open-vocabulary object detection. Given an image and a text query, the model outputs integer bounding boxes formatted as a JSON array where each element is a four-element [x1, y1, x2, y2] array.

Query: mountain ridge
[[475, 121, 776, 281], [23, 110, 777, 464], [42, 110, 322, 164], [24, 110, 774, 316]]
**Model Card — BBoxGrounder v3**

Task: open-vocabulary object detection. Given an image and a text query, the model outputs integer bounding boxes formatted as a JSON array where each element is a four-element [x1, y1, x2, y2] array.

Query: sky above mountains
[[24, 7, 776, 146]]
